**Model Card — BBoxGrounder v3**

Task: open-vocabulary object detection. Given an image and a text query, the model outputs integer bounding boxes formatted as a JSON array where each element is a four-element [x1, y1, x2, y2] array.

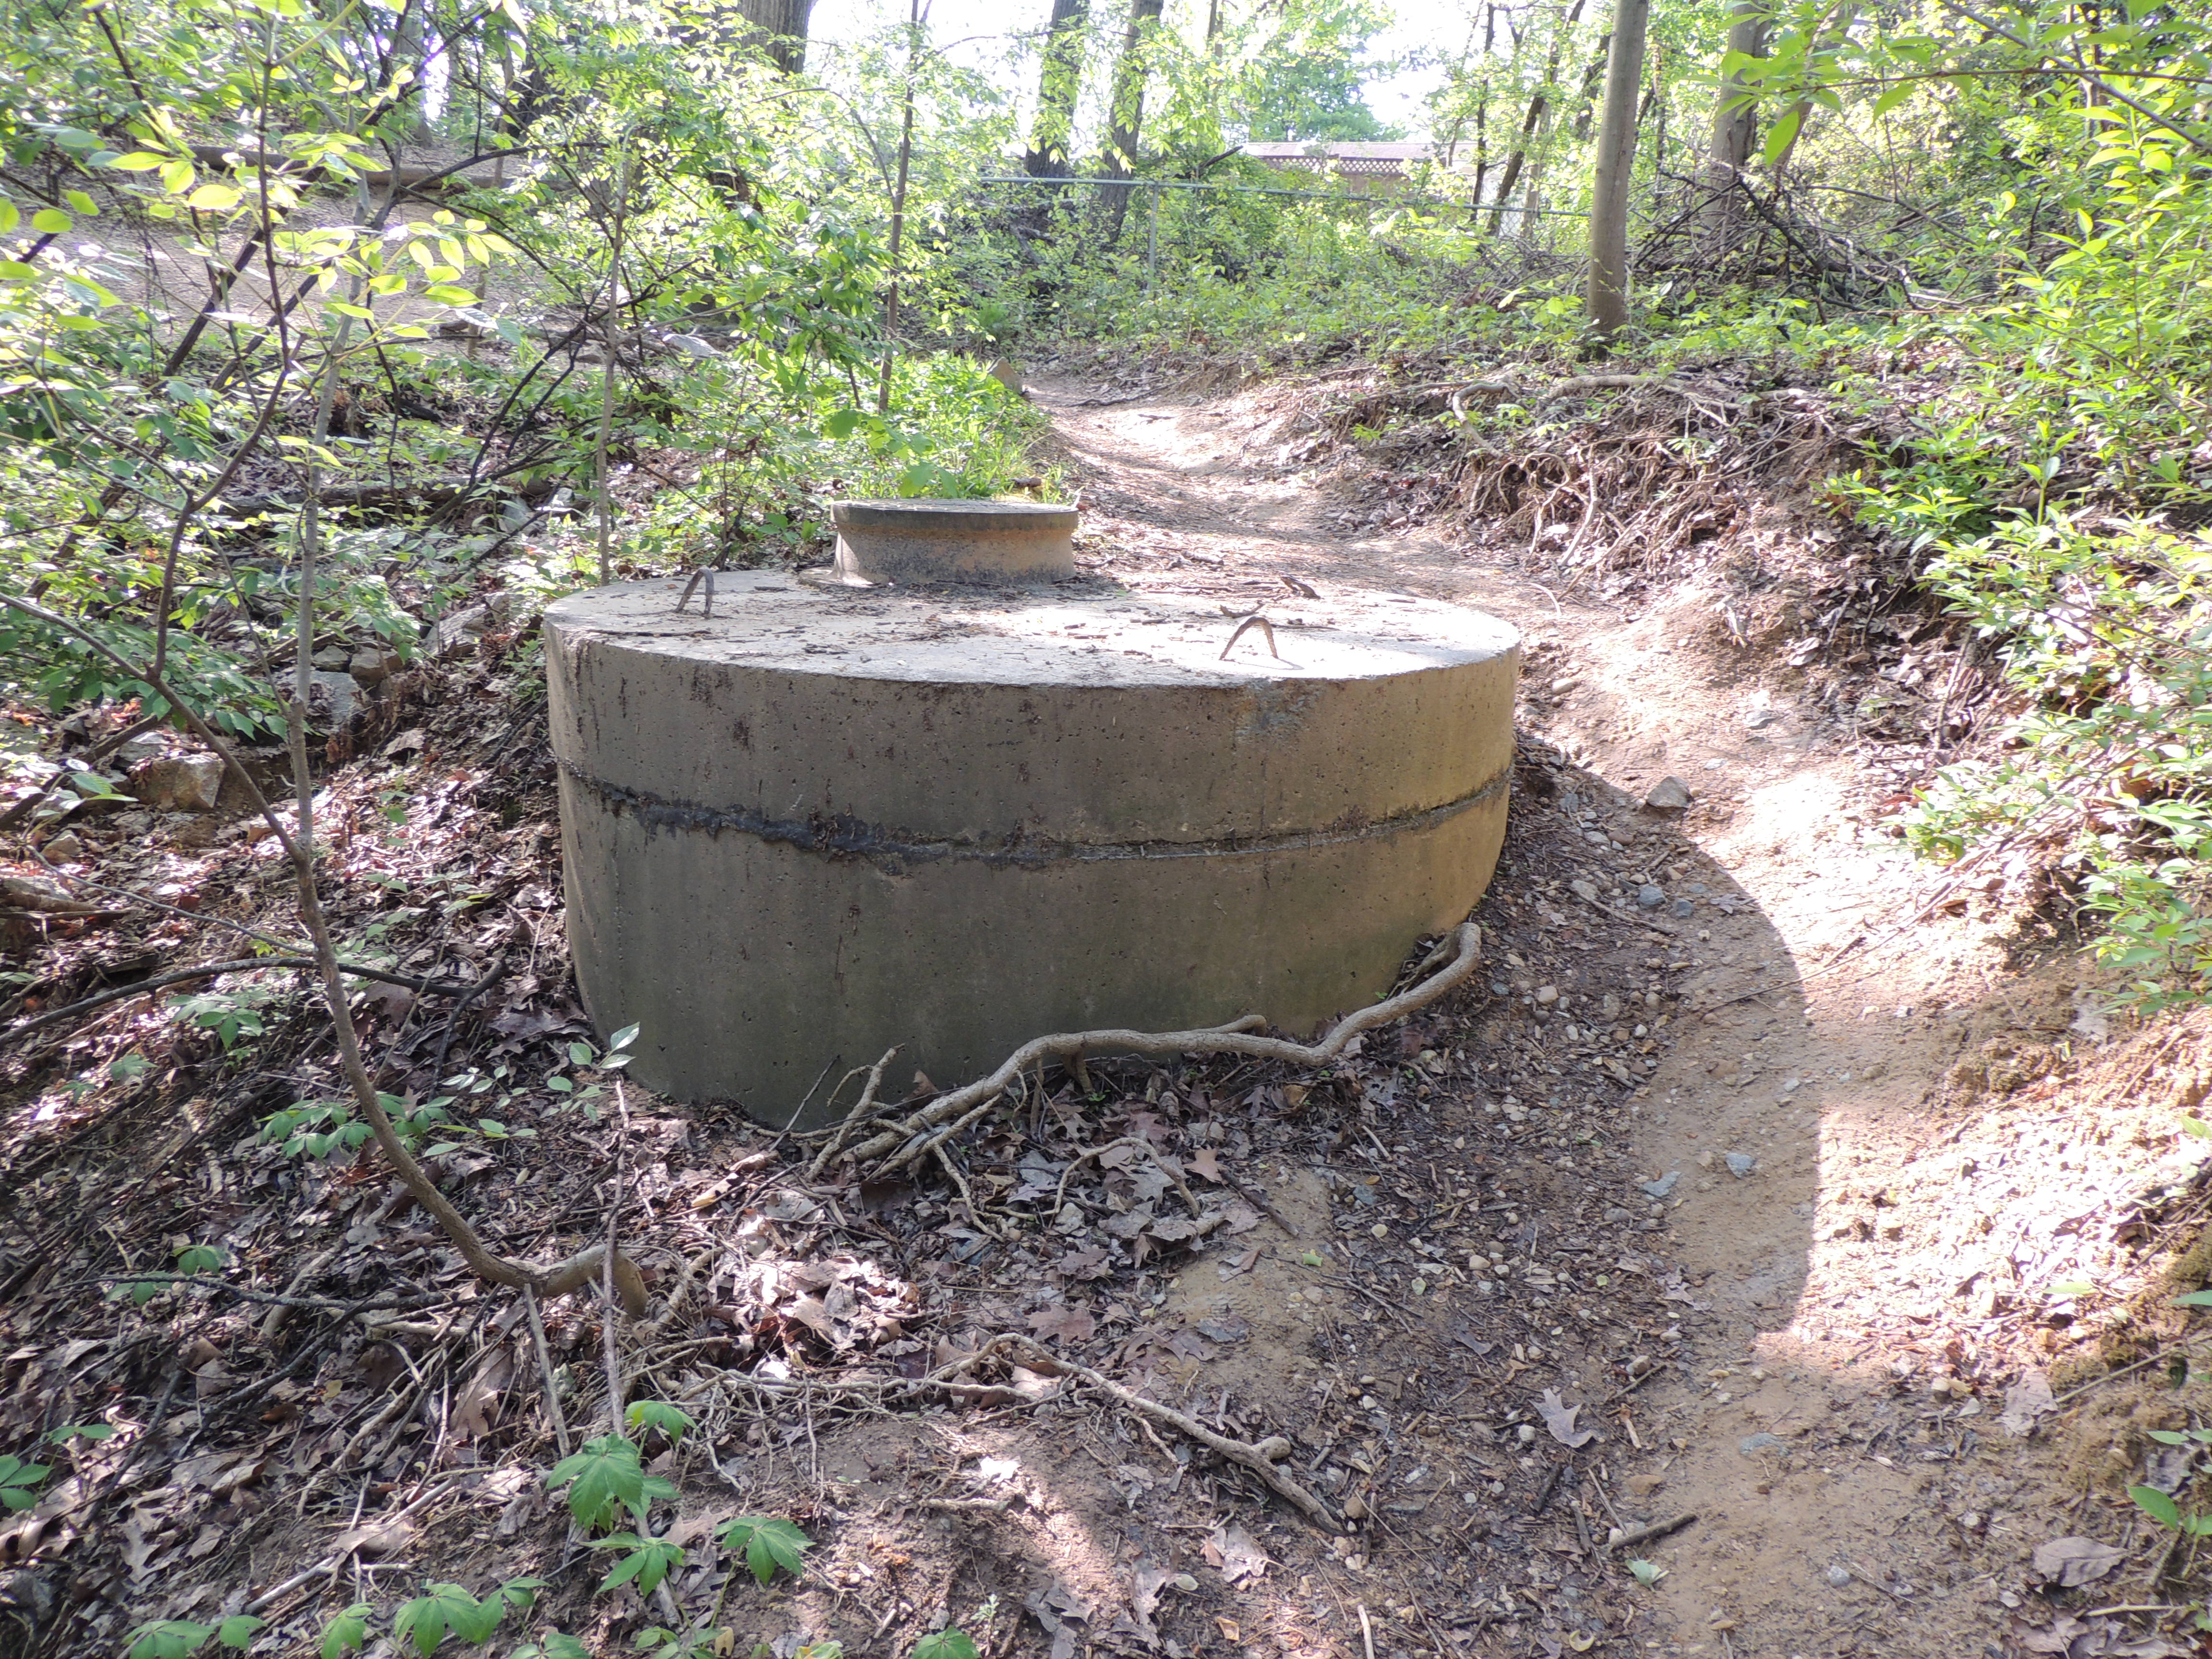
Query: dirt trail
[[1034, 373, 2212, 1656]]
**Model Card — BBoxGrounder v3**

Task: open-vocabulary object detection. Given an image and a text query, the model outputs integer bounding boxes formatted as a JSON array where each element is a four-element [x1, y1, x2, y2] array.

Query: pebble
[[1671, 898, 1695, 917], [1516, 1424, 1537, 1444], [1643, 775, 1692, 813], [40, 832, 84, 863], [1725, 1153, 1757, 1178], [1639, 1171, 1682, 1199], [1636, 883, 1665, 909], [1825, 1565, 1852, 1588], [1740, 1432, 1787, 1454], [1535, 985, 1559, 1006], [1572, 878, 1600, 901]]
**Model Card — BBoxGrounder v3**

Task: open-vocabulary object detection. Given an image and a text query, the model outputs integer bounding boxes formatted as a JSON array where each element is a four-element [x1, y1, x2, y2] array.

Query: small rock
[[39, 832, 84, 863], [1825, 1565, 1851, 1588], [129, 753, 224, 812], [1643, 776, 1692, 814], [432, 604, 494, 659], [1582, 830, 1610, 848], [1571, 878, 1600, 902], [114, 734, 167, 767], [1342, 1494, 1370, 1520], [1725, 1152, 1757, 1178], [349, 648, 403, 685], [1638, 1172, 1681, 1199], [1671, 899, 1695, 917], [1603, 1206, 1631, 1222], [986, 358, 1024, 395], [1626, 1473, 1666, 1497], [311, 643, 352, 672], [1739, 1432, 1787, 1455], [1535, 985, 1559, 1006], [1637, 884, 1665, 909], [1515, 1424, 1537, 1444], [1745, 708, 1782, 730], [1254, 1436, 1292, 1463]]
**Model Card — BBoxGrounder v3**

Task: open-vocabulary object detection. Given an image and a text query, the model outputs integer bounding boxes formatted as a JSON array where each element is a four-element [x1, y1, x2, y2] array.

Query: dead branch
[[808, 921, 1484, 1180], [972, 1332, 1341, 1531]]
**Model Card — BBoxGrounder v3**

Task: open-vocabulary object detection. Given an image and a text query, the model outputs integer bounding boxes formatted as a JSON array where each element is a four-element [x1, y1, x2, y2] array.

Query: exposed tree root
[[808, 922, 1484, 1181]]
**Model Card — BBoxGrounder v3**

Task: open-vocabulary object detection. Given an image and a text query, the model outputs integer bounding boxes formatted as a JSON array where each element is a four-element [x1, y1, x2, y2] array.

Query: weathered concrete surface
[[831, 498, 1076, 585], [544, 573, 1519, 1127]]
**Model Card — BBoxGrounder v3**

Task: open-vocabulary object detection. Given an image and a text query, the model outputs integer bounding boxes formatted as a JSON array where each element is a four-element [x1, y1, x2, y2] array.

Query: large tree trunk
[[1703, 0, 1768, 249], [1025, 0, 1089, 177], [735, 0, 816, 73], [1587, 0, 1651, 337], [1099, 0, 1166, 245]]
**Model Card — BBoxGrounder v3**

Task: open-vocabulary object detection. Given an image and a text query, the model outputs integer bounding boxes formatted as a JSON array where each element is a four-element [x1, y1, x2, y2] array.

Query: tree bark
[[1099, 0, 1166, 244], [1704, 0, 1768, 249], [1025, 0, 1089, 177], [1587, 0, 1651, 338], [734, 0, 816, 73]]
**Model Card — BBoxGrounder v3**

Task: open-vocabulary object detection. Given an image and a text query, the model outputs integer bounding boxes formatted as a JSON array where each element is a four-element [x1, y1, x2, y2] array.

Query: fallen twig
[[966, 1332, 1342, 1530], [1605, 1512, 1699, 1551], [811, 922, 1484, 1180], [4, 956, 489, 1045]]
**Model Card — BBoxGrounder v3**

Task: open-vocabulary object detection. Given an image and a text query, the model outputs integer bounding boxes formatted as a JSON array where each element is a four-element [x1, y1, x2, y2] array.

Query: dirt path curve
[[1034, 373, 2200, 1657]]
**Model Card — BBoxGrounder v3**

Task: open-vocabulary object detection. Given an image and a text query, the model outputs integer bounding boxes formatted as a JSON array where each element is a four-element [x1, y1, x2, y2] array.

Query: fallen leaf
[[1208, 1523, 1270, 1586], [1195, 1316, 1250, 1344], [452, 1344, 514, 1440], [1538, 1388, 1598, 1448], [1186, 1149, 1223, 1182], [1010, 1366, 1065, 1402], [1027, 1305, 1096, 1344], [1214, 1618, 1241, 1643], [2032, 1536, 2127, 1588], [2001, 1370, 2056, 1439]]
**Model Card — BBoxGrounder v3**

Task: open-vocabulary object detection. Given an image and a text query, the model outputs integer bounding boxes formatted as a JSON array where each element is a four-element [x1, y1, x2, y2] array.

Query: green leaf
[[31, 208, 72, 235], [109, 152, 170, 171], [320, 1604, 373, 1659], [125, 1623, 216, 1659], [516, 1638, 591, 1659], [62, 190, 97, 216], [1760, 108, 1803, 166], [912, 1632, 981, 1659], [1872, 83, 1913, 117], [0, 200, 15, 233], [214, 1615, 264, 1650], [2051, 1281, 2096, 1297], [2131, 1484, 2184, 1530], [716, 1514, 812, 1585], [175, 1244, 225, 1275], [608, 1022, 640, 1052], [423, 283, 478, 305], [395, 1584, 505, 1655], [593, 1534, 685, 1596], [2173, 1289, 2212, 1308], [548, 1434, 654, 1530], [1627, 1557, 1665, 1587], [2181, 1115, 2212, 1138], [625, 1399, 694, 1444], [48, 1423, 115, 1443]]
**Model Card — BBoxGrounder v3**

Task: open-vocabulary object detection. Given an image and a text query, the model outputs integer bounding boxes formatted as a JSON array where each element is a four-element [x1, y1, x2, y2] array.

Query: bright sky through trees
[[808, 0, 1452, 138]]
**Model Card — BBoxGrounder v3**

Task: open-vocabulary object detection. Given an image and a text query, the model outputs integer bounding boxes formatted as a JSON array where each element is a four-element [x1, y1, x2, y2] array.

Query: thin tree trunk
[[1704, 0, 1768, 249], [1099, 0, 1165, 245], [1486, 0, 1585, 236], [1587, 0, 1651, 337], [878, 0, 924, 412], [1024, 0, 1088, 177]]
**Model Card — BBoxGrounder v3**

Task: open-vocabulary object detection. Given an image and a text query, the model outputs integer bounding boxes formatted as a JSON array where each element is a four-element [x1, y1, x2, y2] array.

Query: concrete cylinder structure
[[832, 498, 1077, 585], [544, 574, 1518, 1128]]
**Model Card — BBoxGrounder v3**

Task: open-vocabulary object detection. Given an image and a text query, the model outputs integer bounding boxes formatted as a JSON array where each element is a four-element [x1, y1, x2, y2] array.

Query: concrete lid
[[833, 498, 1078, 533], [543, 573, 1517, 691]]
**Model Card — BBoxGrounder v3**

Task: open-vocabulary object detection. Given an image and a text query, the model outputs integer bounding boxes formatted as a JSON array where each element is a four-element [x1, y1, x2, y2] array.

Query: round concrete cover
[[831, 497, 1078, 585], [545, 573, 1519, 1127]]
